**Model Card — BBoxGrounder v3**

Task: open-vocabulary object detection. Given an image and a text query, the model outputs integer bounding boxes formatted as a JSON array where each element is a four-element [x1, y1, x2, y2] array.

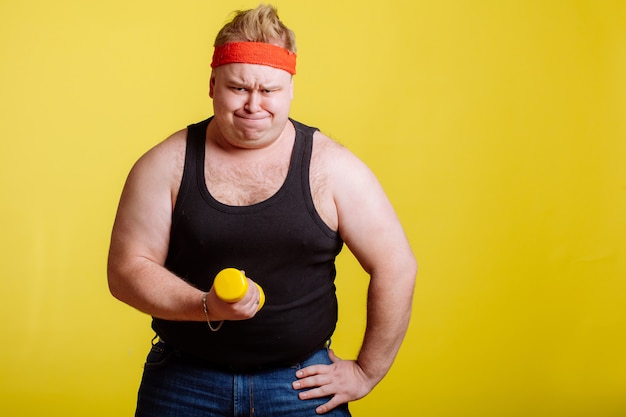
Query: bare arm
[[294, 137, 417, 413], [107, 130, 260, 322], [107, 130, 204, 320], [339, 152, 417, 386]]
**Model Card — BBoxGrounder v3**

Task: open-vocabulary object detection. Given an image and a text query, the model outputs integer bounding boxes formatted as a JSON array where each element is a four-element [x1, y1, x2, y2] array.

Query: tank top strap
[[172, 118, 211, 224]]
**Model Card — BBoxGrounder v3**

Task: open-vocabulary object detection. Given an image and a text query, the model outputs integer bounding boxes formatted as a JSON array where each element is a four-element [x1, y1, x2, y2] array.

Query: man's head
[[209, 5, 297, 149]]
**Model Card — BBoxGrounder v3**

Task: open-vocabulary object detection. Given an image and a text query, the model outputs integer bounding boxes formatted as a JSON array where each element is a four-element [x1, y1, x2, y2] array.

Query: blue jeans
[[135, 340, 351, 417]]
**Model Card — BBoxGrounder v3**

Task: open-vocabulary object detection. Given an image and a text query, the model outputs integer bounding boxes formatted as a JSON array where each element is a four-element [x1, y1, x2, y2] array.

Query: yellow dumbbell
[[213, 268, 265, 310]]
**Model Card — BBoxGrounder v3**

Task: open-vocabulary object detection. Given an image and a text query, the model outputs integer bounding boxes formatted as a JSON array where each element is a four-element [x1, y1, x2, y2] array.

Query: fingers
[[246, 278, 261, 300], [293, 369, 340, 415], [295, 363, 327, 379], [206, 284, 259, 321], [315, 397, 344, 415], [234, 282, 261, 316], [293, 353, 371, 414], [294, 377, 347, 415], [292, 360, 338, 414]]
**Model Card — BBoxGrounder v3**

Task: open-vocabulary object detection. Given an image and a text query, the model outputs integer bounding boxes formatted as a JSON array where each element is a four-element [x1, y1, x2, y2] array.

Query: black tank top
[[152, 117, 344, 369]]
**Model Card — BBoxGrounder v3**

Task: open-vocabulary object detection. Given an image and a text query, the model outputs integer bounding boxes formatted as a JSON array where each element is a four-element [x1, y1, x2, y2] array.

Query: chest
[[204, 153, 291, 206], [198, 131, 337, 231]]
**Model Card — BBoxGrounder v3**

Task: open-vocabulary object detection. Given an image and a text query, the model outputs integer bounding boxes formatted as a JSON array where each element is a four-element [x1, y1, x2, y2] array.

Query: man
[[108, 4, 416, 416]]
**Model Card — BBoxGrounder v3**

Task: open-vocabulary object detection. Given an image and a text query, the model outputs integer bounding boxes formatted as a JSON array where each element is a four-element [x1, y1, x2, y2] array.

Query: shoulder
[[311, 131, 411, 272], [134, 128, 187, 170], [309, 130, 381, 231], [129, 128, 187, 185], [120, 128, 189, 212], [311, 130, 355, 164], [311, 130, 377, 189], [110, 128, 189, 266]]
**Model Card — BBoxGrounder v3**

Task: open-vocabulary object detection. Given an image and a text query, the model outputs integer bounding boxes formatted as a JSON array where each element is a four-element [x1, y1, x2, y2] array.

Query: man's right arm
[[107, 130, 262, 322], [107, 130, 207, 321]]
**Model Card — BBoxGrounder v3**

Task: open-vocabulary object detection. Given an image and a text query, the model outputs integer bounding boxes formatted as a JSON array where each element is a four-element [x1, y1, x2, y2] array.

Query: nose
[[244, 92, 261, 113]]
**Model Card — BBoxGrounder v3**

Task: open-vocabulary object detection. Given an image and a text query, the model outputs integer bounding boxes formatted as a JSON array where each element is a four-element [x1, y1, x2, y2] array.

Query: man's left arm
[[293, 145, 417, 414]]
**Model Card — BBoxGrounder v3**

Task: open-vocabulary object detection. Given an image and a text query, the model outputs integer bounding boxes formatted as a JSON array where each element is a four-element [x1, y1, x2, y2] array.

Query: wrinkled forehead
[[213, 62, 294, 85]]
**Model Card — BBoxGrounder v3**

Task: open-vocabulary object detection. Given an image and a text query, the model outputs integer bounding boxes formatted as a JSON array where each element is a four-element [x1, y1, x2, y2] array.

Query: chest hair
[[204, 157, 289, 206]]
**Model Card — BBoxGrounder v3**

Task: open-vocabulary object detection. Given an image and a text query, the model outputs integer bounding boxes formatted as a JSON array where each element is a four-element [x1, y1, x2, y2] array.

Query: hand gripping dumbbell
[[213, 268, 265, 310]]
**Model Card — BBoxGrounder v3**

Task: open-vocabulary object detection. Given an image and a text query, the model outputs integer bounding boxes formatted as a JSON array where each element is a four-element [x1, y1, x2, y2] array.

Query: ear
[[289, 77, 294, 100], [209, 71, 216, 98]]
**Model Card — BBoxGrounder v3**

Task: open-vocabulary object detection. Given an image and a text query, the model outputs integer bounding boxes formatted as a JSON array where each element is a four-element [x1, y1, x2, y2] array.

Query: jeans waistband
[[154, 338, 331, 373]]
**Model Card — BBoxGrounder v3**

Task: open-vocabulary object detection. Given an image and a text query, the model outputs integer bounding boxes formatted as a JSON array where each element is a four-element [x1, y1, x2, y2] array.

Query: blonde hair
[[214, 4, 296, 53]]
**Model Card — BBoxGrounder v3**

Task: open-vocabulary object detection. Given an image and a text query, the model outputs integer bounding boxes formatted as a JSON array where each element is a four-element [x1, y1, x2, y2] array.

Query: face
[[209, 63, 294, 149]]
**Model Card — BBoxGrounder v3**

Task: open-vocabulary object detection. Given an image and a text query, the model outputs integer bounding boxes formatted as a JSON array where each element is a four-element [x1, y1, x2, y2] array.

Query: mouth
[[234, 109, 271, 120], [235, 114, 270, 121]]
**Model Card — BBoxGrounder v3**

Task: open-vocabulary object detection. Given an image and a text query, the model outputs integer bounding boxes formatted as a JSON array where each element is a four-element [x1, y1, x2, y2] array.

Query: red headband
[[211, 42, 297, 75]]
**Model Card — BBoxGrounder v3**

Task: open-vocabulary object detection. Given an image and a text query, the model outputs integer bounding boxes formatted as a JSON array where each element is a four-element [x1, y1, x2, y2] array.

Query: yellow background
[[1, 0, 625, 416]]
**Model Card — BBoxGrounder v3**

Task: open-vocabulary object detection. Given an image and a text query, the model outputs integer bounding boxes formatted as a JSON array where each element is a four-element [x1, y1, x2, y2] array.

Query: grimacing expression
[[210, 63, 294, 149]]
